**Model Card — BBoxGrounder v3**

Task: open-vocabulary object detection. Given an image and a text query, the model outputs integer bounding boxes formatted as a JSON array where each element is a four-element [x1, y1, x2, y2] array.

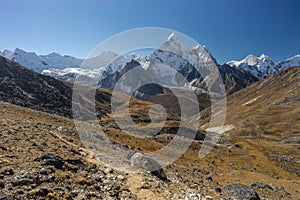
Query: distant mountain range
[[1, 34, 299, 96]]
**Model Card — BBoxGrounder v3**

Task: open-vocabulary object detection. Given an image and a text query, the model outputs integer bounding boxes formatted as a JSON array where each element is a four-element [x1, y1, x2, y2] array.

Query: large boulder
[[224, 184, 260, 200], [131, 153, 167, 181]]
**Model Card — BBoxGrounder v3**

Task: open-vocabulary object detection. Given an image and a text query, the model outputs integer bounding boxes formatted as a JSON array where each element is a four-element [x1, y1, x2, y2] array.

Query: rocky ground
[[0, 101, 226, 199], [1, 100, 299, 199]]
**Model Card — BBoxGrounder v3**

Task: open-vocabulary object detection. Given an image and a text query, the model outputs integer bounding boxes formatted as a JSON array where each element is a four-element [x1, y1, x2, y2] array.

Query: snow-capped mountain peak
[[157, 33, 216, 69], [167, 32, 177, 41], [227, 53, 278, 77], [160, 33, 186, 56]]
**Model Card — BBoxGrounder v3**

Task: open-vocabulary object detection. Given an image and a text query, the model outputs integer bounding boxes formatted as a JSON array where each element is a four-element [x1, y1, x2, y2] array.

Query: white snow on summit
[[152, 32, 216, 71], [147, 33, 218, 87], [2, 48, 50, 72]]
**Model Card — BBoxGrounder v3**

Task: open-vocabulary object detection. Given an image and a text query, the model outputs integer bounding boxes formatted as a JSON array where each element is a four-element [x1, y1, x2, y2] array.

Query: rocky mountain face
[[98, 59, 141, 89], [220, 64, 259, 94]]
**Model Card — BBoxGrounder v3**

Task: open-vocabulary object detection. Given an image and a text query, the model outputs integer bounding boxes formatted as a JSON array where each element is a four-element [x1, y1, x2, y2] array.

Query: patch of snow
[[242, 95, 262, 106], [205, 124, 234, 134]]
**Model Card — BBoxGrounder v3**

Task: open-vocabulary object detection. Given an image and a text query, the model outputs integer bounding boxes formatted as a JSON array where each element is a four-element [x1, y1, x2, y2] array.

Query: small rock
[[205, 175, 213, 182], [280, 136, 300, 144], [0, 193, 13, 200], [183, 180, 190, 183], [41, 142, 47, 146], [117, 175, 125, 180], [205, 195, 213, 200], [0, 145, 7, 151], [104, 168, 113, 174], [65, 159, 85, 167], [250, 182, 274, 190], [2, 169, 14, 176], [188, 193, 201, 199], [15, 190, 25, 195], [224, 183, 260, 200], [213, 187, 222, 194], [11, 178, 34, 187], [36, 188, 50, 197], [39, 168, 49, 175]]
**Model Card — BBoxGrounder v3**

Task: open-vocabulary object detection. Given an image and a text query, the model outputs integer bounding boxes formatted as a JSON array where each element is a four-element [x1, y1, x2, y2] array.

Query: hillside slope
[[195, 66, 300, 199], [0, 56, 73, 117]]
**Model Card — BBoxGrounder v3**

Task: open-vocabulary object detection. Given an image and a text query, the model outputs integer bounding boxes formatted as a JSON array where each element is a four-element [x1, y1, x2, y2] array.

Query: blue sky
[[0, 0, 299, 63]]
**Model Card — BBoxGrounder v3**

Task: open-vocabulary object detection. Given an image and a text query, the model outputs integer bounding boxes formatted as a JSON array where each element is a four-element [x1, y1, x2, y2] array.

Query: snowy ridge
[[278, 55, 300, 70], [227, 54, 300, 78], [0, 48, 120, 73], [1, 48, 83, 73]]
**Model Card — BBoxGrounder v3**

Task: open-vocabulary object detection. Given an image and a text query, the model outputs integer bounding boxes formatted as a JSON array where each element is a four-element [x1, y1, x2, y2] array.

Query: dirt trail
[[50, 127, 160, 199], [126, 173, 165, 200]]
